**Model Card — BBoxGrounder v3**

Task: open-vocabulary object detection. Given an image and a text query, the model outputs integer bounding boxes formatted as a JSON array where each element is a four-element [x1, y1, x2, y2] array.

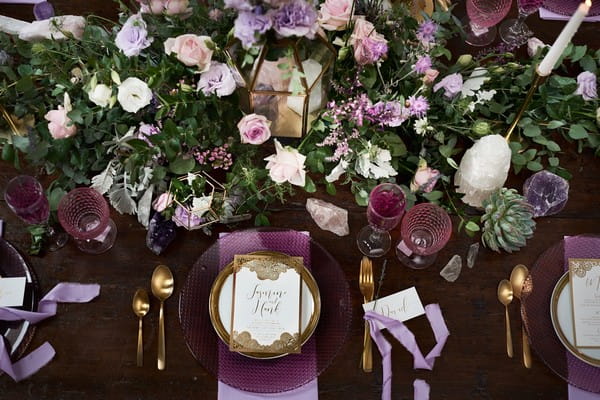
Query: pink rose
[[349, 18, 388, 65], [165, 0, 191, 15], [164, 34, 213, 72], [350, 18, 384, 47], [44, 106, 77, 139], [318, 0, 353, 31], [264, 139, 306, 187], [410, 159, 440, 193], [139, 0, 166, 14], [422, 68, 439, 85], [152, 192, 174, 212], [238, 113, 271, 145]]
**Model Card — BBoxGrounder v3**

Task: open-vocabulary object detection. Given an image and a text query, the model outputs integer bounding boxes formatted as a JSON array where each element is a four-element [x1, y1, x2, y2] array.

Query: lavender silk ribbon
[[364, 304, 450, 400], [0, 283, 100, 381], [0, 1, 44, 4]]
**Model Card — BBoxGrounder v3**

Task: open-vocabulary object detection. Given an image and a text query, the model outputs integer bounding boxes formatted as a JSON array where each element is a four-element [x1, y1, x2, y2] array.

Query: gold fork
[[359, 256, 375, 372]]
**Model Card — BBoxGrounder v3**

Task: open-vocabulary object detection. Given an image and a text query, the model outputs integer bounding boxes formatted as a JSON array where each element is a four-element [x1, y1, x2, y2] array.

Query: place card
[[362, 286, 425, 327], [229, 254, 303, 354], [0, 277, 27, 308], [569, 258, 600, 348]]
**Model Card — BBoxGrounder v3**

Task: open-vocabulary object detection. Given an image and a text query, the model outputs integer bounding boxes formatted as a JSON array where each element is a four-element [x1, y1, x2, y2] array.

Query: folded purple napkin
[[539, 8, 600, 22], [364, 304, 449, 400], [564, 236, 600, 400], [0, 282, 101, 381]]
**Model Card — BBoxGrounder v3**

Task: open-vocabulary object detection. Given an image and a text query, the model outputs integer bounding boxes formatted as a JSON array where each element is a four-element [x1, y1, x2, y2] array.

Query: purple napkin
[[364, 304, 450, 400], [564, 236, 600, 400], [0, 282, 100, 381], [539, 8, 600, 22], [216, 231, 318, 399]]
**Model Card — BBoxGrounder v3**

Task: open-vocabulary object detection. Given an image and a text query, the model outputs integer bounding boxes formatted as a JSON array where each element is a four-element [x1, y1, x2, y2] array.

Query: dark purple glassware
[[4, 176, 50, 224]]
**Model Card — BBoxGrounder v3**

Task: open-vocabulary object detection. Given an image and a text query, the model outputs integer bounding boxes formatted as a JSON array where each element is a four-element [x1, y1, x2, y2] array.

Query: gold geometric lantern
[[226, 34, 336, 138]]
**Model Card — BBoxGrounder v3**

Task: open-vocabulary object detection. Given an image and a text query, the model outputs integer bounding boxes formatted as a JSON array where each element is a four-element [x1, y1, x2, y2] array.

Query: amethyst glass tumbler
[[58, 187, 117, 254], [357, 183, 406, 257], [396, 203, 452, 269]]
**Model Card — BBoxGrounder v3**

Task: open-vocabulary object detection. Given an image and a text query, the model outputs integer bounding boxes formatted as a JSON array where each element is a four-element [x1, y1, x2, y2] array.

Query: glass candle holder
[[396, 203, 452, 269], [58, 187, 117, 254], [357, 183, 406, 257]]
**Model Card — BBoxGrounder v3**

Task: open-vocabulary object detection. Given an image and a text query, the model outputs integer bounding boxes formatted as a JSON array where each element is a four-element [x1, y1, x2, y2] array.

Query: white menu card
[[569, 258, 600, 348], [229, 254, 303, 354]]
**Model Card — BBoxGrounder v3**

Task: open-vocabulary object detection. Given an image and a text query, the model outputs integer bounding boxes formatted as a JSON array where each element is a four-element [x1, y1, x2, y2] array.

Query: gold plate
[[209, 251, 321, 359], [550, 272, 600, 367]]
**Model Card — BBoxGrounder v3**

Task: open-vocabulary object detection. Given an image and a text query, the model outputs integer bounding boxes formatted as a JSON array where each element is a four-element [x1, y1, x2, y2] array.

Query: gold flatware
[[132, 288, 150, 367], [510, 264, 532, 368], [359, 256, 374, 372], [151, 265, 174, 371], [498, 279, 514, 358]]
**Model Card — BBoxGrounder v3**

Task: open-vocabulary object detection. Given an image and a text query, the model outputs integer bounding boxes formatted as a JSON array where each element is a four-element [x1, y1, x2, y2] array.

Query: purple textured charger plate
[[0, 238, 38, 367], [178, 228, 352, 393], [543, 0, 600, 17], [521, 234, 600, 393]]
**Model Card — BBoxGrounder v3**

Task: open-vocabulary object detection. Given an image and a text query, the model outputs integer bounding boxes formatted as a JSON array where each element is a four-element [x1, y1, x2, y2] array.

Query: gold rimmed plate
[[550, 271, 600, 367], [208, 251, 321, 360]]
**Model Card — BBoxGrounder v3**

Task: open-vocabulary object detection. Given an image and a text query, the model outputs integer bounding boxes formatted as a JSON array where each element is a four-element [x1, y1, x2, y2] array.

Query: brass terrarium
[[226, 35, 336, 138]]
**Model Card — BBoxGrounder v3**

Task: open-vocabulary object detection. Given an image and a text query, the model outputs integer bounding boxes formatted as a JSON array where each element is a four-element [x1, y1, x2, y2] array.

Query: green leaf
[[465, 221, 480, 232], [381, 134, 407, 157], [546, 141, 561, 152], [571, 45, 587, 62], [512, 153, 527, 166], [549, 157, 559, 167], [547, 120, 565, 130], [48, 187, 67, 212], [303, 176, 316, 193], [326, 182, 336, 196], [446, 157, 458, 169], [422, 190, 443, 201], [254, 213, 270, 227], [580, 55, 598, 73], [569, 124, 588, 140], [169, 156, 195, 174], [526, 161, 543, 171], [523, 124, 541, 137], [355, 190, 368, 206], [360, 65, 377, 89]]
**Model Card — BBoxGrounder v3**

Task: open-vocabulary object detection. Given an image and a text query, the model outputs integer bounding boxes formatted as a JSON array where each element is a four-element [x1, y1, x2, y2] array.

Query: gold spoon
[[497, 279, 514, 358], [132, 288, 150, 367], [510, 264, 532, 368], [151, 265, 174, 371]]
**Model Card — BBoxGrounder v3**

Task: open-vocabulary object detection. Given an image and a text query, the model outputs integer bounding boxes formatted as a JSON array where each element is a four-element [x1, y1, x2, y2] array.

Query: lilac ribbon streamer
[[0, 0, 44, 4], [364, 304, 450, 400], [0, 282, 100, 381]]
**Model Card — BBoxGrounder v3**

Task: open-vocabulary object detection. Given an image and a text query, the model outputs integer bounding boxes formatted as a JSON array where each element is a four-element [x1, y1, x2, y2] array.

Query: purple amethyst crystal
[[523, 170, 569, 217], [33, 2, 55, 20], [146, 212, 177, 255]]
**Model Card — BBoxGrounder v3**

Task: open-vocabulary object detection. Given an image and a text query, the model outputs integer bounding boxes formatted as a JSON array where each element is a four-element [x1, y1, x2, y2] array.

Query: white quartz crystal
[[454, 134, 511, 208]]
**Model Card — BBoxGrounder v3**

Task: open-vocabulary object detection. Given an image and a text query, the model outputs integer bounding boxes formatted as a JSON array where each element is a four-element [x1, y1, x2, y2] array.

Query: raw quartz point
[[467, 243, 479, 269], [522, 170, 569, 217], [146, 212, 177, 255], [440, 255, 462, 282], [306, 198, 349, 236]]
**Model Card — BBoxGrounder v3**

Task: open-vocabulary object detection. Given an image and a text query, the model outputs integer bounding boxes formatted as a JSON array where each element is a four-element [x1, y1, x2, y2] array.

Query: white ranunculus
[[355, 143, 397, 180], [325, 159, 349, 183], [87, 84, 112, 108], [117, 77, 152, 113]]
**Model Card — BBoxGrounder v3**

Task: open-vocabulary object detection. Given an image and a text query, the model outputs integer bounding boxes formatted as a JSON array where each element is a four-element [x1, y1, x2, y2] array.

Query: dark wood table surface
[[1, 1, 599, 399]]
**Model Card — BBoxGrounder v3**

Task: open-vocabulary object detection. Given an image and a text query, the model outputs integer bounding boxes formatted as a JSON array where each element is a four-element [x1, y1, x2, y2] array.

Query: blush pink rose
[[238, 113, 271, 145], [164, 34, 213, 72], [349, 18, 388, 65], [44, 106, 77, 139], [165, 0, 192, 15], [350, 18, 384, 47], [139, 0, 166, 14], [422, 68, 439, 85], [264, 140, 306, 187], [410, 160, 441, 193], [318, 0, 353, 31]]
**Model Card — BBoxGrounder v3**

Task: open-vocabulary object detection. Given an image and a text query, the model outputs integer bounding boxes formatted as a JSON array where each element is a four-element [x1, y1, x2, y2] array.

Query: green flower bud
[[506, 62, 519, 69], [456, 54, 472, 66], [472, 120, 491, 136], [31, 43, 46, 54], [491, 66, 505, 74], [338, 46, 349, 61]]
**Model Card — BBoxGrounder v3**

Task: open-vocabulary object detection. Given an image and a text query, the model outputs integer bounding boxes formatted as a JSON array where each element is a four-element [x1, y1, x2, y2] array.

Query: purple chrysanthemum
[[272, 0, 318, 39], [413, 55, 432, 74], [408, 95, 429, 117], [416, 20, 438, 44]]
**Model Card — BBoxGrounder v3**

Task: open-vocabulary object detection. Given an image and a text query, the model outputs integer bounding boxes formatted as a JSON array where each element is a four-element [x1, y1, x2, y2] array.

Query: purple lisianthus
[[414, 55, 432, 74], [407, 95, 429, 117], [575, 71, 598, 101], [369, 101, 409, 127], [138, 123, 160, 146], [234, 10, 273, 48], [115, 13, 152, 57], [224, 0, 252, 11], [172, 205, 205, 229], [360, 36, 388, 64], [198, 61, 237, 97], [433, 73, 463, 99], [272, 0, 318, 39], [416, 20, 438, 44]]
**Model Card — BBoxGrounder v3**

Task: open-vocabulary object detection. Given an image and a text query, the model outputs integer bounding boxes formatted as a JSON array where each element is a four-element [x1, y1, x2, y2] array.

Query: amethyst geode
[[146, 212, 177, 255], [523, 170, 569, 217]]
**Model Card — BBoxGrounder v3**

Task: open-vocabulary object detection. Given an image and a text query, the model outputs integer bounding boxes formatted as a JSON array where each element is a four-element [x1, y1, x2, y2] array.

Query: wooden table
[[1, 2, 599, 399]]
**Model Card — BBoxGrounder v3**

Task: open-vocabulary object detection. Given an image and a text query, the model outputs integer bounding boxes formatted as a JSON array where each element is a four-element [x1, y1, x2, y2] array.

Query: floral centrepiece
[[0, 0, 599, 250]]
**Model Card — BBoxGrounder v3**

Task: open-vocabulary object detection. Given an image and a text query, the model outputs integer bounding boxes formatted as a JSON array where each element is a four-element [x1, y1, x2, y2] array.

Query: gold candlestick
[[504, 69, 548, 142]]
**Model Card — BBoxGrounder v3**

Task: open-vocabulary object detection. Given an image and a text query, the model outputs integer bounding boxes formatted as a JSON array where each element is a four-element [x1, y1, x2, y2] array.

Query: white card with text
[[0, 277, 26, 307], [362, 286, 425, 327], [569, 258, 600, 348]]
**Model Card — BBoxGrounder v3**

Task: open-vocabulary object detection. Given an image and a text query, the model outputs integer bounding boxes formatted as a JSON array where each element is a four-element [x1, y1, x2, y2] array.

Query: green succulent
[[481, 188, 536, 253]]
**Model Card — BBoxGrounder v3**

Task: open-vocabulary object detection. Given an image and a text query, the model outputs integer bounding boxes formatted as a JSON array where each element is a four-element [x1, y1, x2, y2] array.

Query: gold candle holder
[[504, 69, 548, 142], [0, 104, 19, 136]]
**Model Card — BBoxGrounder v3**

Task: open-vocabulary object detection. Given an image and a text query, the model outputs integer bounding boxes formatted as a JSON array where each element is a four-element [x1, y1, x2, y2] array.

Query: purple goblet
[[465, 0, 513, 47], [58, 187, 117, 254], [4, 175, 67, 251], [500, 0, 545, 46], [357, 183, 406, 257], [396, 203, 452, 269]]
